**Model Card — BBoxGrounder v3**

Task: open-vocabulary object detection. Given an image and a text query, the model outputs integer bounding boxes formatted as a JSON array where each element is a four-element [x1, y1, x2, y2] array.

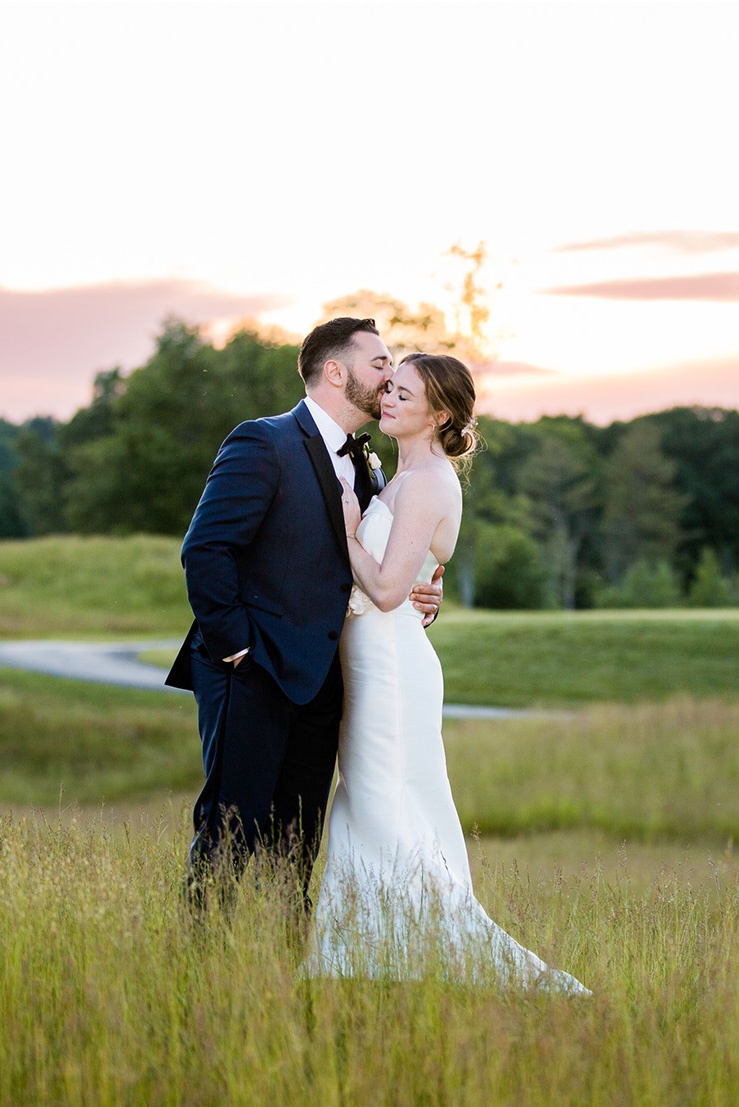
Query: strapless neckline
[[349, 496, 438, 618], [365, 496, 393, 517]]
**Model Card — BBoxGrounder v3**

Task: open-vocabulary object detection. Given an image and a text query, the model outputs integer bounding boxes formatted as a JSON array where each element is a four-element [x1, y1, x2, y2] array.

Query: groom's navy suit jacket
[[166, 400, 366, 705]]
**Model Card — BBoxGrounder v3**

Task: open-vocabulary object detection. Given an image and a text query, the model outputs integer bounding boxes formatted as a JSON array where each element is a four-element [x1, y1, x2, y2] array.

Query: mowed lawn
[[428, 607, 739, 706], [2, 534, 738, 706]]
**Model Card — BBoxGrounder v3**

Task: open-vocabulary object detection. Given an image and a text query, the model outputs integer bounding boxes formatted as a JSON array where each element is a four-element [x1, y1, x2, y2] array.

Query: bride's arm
[[341, 473, 455, 613]]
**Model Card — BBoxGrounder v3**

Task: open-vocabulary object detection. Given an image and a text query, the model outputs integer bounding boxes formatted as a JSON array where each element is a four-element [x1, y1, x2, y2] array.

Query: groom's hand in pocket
[[410, 563, 444, 627]]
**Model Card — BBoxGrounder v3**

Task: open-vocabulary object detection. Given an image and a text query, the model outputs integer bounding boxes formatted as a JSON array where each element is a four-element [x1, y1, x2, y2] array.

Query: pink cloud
[[473, 360, 556, 377], [0, 279, 289, 421], [476, 357, 739, 425], [541, 272, 739, 301], [552, 230, 739, 254]]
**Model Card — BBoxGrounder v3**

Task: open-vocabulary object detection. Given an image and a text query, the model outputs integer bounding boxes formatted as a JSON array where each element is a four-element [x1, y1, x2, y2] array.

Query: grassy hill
[[0, 534, 189, 638], [1, 535, 738, 706]]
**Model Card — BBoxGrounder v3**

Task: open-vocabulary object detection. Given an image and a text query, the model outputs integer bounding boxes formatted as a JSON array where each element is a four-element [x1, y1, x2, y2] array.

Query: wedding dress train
[[307, 497, 589, 994]]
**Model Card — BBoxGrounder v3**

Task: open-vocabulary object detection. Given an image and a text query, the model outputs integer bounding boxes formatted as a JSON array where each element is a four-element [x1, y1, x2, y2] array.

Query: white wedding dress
[[306, 497, 589, 993]]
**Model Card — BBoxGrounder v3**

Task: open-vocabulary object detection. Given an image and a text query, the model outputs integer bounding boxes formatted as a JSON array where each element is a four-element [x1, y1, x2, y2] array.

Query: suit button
[[340, 582, 351, 593], [328, 630, 339, 640]]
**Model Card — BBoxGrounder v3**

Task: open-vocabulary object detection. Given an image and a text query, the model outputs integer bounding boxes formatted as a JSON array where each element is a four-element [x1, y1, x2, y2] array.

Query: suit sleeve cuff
[[222, 647, 251, 663]]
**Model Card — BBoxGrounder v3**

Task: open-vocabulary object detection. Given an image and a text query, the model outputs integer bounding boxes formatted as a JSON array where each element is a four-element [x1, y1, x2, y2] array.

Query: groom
[[166, 317, 443, 903]]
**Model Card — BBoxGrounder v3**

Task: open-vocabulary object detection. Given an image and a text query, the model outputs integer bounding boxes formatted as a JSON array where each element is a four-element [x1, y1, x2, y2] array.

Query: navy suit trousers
[[187, 629, 343, 898]]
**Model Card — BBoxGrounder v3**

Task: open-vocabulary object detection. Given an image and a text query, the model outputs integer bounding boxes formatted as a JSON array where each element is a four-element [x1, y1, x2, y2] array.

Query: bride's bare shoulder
[[394, 460, 461, 512]]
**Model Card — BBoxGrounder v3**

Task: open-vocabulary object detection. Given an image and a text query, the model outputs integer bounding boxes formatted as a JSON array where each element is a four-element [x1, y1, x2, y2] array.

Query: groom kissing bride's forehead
[[166, 315, 443, 909]]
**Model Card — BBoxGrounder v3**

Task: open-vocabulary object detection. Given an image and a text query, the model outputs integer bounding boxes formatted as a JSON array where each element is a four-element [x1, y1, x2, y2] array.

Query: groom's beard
[[346, 366, 384, 421]]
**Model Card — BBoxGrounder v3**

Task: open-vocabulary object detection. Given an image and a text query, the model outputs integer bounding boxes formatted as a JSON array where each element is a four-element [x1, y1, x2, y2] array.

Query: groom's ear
[[324, 358, 346, 388]]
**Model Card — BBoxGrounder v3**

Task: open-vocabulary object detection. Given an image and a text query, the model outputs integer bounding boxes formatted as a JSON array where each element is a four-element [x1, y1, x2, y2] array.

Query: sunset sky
[[1, 0, 738, 425]]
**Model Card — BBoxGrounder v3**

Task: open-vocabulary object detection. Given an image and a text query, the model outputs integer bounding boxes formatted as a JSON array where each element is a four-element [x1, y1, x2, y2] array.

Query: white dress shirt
[[303, 395, 356, 490], [224, 396, 354, 663]]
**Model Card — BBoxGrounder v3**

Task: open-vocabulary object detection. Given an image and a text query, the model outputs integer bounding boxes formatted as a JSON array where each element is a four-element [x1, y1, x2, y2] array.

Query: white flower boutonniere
[[365, 448, 382, 471]]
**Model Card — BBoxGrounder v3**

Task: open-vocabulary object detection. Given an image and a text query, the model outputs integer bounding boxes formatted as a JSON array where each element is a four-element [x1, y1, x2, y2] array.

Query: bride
[[306, 352, 590, 994]]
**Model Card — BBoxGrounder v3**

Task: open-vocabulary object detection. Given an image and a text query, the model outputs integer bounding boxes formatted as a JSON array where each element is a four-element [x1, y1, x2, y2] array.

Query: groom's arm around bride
[[166, 317, 442, 906]]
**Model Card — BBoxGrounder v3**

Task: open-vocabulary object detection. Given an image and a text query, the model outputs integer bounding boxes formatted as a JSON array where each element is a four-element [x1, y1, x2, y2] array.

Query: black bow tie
[[337, 432, 372, 463]]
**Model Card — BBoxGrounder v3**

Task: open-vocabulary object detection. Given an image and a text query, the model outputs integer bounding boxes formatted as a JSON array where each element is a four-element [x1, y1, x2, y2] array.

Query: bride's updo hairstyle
[[399, 352, 479, 469]]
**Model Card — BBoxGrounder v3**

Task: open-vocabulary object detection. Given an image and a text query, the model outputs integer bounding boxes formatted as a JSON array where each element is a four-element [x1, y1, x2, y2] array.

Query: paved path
[[0, 639, 183, 693], [0, 639, 534, 719]]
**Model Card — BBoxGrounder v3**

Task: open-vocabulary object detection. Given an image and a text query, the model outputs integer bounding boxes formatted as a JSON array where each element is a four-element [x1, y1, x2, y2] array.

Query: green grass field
[[1, 535, 739, 1104], [0, 534, 189, 638], [428, 607, 739, 705], [2, 534, 738, 706]]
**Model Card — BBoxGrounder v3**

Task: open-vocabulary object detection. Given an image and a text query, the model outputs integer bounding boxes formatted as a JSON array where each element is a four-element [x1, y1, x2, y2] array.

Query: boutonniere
[[365, 447, 382, 471]]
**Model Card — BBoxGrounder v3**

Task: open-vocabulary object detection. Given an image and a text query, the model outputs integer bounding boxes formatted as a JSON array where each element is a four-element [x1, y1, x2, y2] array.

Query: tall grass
[[445, 698, 739, 841], [1, 808, 738, 1106], [2, 673, 738, 1103], [0, 670, 198, 806], [3, 671, 739, 847], [2, 535, 739, 1101]]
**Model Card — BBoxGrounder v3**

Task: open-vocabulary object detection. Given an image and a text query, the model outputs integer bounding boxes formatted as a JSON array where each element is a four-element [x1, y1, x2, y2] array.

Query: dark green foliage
[[51, 321, 302, 536], [13, 417, 68, 535], [648, 407, 739, 577], [600, 421, 688, 582], [0, 419, 21, 474], [0, 481, 25, 538], [0, 422, 25, 537], [2, 319, 347, 540], [517, 430, 599, 609], [595, 560, 682, 609], [466, 523, 548, 610], [688, 547, 736, 606], [1, 317, 737, 609]]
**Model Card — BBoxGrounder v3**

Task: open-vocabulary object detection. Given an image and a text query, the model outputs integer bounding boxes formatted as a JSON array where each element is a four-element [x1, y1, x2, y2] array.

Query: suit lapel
[[294, 400, 388, 549], [295, 402, 349, 558]]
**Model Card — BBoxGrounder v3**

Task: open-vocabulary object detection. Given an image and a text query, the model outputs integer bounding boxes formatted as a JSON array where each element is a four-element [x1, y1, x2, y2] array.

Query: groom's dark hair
[[298, 317, 379, 386]]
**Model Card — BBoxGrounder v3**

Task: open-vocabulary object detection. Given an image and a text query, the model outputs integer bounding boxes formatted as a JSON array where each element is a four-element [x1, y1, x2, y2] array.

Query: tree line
[[1, 318, 738, 609]]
